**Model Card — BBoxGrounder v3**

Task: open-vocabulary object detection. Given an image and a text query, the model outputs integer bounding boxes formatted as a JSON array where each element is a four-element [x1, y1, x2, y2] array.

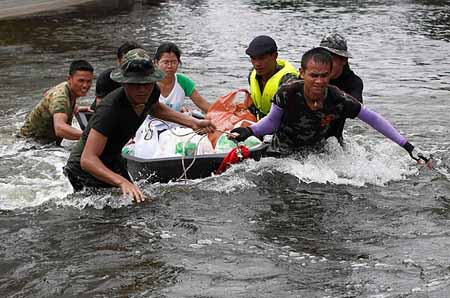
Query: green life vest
[[249, 59, 298, 119]]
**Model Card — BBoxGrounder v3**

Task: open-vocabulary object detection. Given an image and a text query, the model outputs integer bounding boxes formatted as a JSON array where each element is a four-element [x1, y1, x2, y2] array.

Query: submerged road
[[0, 0, 95, 19], [1, 0, 449, 296]]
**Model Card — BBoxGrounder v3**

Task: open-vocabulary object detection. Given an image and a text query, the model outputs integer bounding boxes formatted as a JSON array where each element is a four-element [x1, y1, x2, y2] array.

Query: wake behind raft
[[76, 112, 268, 184]]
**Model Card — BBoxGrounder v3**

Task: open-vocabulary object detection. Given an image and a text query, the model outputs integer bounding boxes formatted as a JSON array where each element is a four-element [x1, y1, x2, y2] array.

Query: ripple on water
[[1, 0, 450, 297]]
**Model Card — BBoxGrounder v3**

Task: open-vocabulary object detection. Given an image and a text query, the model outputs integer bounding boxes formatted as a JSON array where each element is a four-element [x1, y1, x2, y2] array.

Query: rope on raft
[[145, 119, 250, 182]]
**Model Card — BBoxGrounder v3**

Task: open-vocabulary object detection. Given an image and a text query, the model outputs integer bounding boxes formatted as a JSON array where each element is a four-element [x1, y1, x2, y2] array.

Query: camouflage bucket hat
[[110, 48, 165, 84], [319, 33, 352, 58]]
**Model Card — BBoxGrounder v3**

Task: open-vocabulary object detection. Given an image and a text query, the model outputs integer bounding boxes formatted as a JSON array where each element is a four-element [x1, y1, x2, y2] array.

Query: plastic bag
[[232, 120, 262, 148], [243, 136, 263, 149], [215, 133, 263, 153], [133, 119, 161, 159], [159, 127, 215, 157], [122, 143, 135, 156], [175, 141, 197, 156], [215, 133, 238, 153], [206, 89, 256, 148]]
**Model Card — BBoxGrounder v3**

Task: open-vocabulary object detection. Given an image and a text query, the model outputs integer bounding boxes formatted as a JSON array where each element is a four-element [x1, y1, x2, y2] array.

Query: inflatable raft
[[123, 142, 268, 183], [76, 111, 268, 183]]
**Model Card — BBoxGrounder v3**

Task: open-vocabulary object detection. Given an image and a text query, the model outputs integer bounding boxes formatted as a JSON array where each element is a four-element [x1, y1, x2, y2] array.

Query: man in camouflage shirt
[[19, 60, 94, 145], [230, 47, 429, 164]]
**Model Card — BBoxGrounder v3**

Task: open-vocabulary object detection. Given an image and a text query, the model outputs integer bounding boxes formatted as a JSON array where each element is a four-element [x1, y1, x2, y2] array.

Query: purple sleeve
[[357, 106, 407, 146], [249, 103, 284, 136]]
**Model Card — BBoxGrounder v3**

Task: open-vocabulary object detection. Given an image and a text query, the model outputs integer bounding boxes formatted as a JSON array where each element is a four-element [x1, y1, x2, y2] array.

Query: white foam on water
[[0, 143, 73, 210], [435, 165, 450, 181], [0, 142, 26, 158], [194, 171, 257, 193], [149, 168, 258, 194], [0, 177, 70, 210], [0, 136, 148, 210], [0, 134, 423, 210], [61, 191, 134, 210], [57, 171, 165, 210], [275, 138, 417, 187], [199, 136, 418, 191]]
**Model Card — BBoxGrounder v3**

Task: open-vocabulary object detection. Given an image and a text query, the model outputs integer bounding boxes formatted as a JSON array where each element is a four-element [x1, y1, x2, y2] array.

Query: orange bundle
[[206, 89, 257, 148]]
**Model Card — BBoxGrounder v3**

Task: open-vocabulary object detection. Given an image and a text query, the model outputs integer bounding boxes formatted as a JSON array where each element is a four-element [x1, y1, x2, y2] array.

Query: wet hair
[[154, 42, 182, 63], [117, 41, 142, 60], [301, 47, 333, 71], [69, 60, 94, 76]]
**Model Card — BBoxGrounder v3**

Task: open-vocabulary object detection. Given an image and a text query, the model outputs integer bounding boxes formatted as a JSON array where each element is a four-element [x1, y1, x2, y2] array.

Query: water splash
[[200, 137, 418, 191], [0, 142, 72, 210], [61, 190, 134, 210]]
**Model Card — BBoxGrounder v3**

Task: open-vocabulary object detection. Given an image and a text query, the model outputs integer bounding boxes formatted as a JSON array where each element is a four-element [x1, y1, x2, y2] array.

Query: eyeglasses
[[158, 60, 179, 67], [122, 59, 155, 77]]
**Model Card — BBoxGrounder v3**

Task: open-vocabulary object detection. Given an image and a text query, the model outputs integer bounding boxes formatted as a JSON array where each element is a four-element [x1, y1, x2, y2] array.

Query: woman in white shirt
[[132, 43, 211, 158], [154, 42, 210, 113]]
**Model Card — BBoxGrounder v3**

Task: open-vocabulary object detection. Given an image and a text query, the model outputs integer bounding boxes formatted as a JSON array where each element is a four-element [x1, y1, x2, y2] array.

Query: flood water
[[1, 0, 450, 297]]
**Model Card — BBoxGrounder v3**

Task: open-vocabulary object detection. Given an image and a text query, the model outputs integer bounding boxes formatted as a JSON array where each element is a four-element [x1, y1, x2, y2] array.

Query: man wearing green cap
[[64, 49, 215, 202]]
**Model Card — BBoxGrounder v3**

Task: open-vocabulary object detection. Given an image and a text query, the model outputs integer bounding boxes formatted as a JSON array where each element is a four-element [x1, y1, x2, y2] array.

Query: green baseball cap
[[110, 48, 165, 84]]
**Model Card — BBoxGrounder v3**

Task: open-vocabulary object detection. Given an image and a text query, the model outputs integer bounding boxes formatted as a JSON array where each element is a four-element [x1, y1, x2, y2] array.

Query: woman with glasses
[[154, 42, 210, 114], [132, 42, 212, 158]]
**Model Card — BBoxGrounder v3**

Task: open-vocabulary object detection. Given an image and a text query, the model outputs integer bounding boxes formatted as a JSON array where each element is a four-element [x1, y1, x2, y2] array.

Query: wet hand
[[119, 180, 146, 203], [229, 127, 253, 142], [193, 119, 216, 134], [403, 141, 432, 169]]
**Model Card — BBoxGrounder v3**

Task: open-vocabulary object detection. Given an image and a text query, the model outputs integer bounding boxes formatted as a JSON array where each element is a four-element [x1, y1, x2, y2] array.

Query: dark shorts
[[63, 159, 131, 192]]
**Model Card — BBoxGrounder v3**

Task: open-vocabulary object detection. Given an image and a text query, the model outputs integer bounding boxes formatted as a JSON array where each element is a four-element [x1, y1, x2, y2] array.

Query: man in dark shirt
[[90, 41, 142, 111], [64, 49, 215, 202], [230, 48, 430, 166], [319, 33, 363, 102], [319, 33, 364, 144], [76, 42, 142, 131]]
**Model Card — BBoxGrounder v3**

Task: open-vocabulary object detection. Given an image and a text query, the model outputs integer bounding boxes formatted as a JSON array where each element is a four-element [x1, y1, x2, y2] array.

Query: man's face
[[250, 52, 278, 76], [330, 54, 347, 79], [68, 70, 93, 98], [300, 59, 332, 100], [123, 82, 155, 105]]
